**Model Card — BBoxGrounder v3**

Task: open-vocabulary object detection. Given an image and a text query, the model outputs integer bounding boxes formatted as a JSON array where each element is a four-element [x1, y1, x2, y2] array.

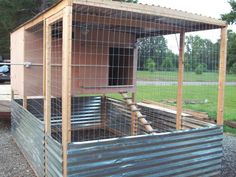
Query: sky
[[138, 0, 235, 53]]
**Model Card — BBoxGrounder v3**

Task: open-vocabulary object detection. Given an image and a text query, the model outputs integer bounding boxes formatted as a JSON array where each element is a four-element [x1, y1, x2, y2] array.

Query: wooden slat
[[176, 31, 185, 130], [62, 5, 73, 177], [217, 26, 227, 126]]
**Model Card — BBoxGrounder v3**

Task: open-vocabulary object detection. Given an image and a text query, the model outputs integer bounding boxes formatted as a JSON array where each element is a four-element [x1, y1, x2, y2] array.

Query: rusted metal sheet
[[11, 100, 45, 177], [67, 126, 223, 177]]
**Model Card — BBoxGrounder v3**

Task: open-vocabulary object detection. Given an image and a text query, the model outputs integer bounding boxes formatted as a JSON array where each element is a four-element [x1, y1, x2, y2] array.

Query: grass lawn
[[137, 71, 236, 82]]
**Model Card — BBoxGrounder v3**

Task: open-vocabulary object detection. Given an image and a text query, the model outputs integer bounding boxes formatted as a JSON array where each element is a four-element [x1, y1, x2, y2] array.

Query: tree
[[227, 30, 236, 72], [161, 49, 177, 71], [230, 63, 236, 74], [185, 35, 219, 72], [145, 58, 156, 72], [221, 0, 236, 24], [0, 0, 56, 58], [138, 36, 168, 70]]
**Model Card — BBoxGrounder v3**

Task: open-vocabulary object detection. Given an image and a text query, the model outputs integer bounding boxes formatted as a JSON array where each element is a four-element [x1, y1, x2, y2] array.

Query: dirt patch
[[0, 120, 36, 177]]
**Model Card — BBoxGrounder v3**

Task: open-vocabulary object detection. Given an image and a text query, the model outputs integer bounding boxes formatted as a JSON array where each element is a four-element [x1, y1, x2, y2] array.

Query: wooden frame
[[61, 5, 73, 177], [44, 10, 64, 177], [176, 31, 185, 130], [217, 26, 228, 126]]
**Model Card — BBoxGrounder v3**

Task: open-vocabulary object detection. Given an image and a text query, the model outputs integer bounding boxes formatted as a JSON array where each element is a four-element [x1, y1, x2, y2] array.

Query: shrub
[[195, 64, 204, 75]]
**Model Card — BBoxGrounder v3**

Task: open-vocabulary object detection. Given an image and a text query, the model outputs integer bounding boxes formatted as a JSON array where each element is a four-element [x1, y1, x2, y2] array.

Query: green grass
[[135, 85, 236, 122], [137, 71, 236, 82]]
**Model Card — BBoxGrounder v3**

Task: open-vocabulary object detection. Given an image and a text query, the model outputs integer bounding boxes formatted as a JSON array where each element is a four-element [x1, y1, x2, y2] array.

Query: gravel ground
[[0, 119, 236, 177], [0, 120, 36, 177], [222, 134, 236, 177]]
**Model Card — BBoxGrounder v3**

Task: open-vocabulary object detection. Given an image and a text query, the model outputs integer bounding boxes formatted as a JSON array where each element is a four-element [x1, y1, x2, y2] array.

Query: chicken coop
[[11, 0, 227, 177]]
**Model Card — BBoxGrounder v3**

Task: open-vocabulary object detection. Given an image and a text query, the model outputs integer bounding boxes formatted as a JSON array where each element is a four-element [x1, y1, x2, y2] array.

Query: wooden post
[[62, 5, 72, 177], [44, 20, 52, 135], [217, 26, 227, 126], [176, 31, 185, 130], [23, 96, 27, 109], [131, 93, 138, 135]]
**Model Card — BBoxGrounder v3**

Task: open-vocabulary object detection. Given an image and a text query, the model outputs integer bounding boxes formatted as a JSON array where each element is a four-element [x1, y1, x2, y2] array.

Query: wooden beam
[[62, 5, 73, 177], [217, 26, 227, 126], [176, 31, 185, 130]]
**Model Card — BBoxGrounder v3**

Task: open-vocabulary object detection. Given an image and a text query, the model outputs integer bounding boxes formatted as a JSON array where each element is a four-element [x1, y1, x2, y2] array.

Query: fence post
[[176, 31, 185, 130]]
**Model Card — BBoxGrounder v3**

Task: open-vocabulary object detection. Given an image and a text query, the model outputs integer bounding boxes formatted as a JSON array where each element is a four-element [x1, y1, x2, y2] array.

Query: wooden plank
[[217, 26, 227, 126], [73, 0, 226, 27], [225, 121, 236, 129], [176, 31, 185, 130], [142, 99, 209, 120], [61, 5, 73, 177]]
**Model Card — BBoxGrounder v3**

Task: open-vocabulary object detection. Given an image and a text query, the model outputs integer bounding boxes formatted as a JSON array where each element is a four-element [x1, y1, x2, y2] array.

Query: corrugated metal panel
[[46, 135, 63, 177], [106, 98, 132, 135], [67, 126, 223, 177], [11, 100, 45, 177]]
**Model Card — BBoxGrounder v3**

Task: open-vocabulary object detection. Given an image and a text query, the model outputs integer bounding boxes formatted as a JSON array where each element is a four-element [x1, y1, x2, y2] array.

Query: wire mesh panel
[[49, 19, 63, 143], [68, 2, 225, 143], [183, 28, 221, 121]]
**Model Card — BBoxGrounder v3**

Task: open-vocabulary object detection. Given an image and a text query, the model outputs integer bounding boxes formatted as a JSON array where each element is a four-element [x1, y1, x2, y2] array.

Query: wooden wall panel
[[11, 27, 25, 98]]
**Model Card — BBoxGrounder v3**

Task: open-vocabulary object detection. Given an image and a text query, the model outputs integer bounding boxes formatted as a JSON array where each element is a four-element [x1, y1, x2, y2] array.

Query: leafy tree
[[230, 63, 236, 74], [221, 0, 236, 24], [138, 36, 168, 70], [185, 35, 219, 72], [226, 30, 236, 73], [161, 50, 177, 71], [145, 58, 156, 72], [0, 0, 56, 58]]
